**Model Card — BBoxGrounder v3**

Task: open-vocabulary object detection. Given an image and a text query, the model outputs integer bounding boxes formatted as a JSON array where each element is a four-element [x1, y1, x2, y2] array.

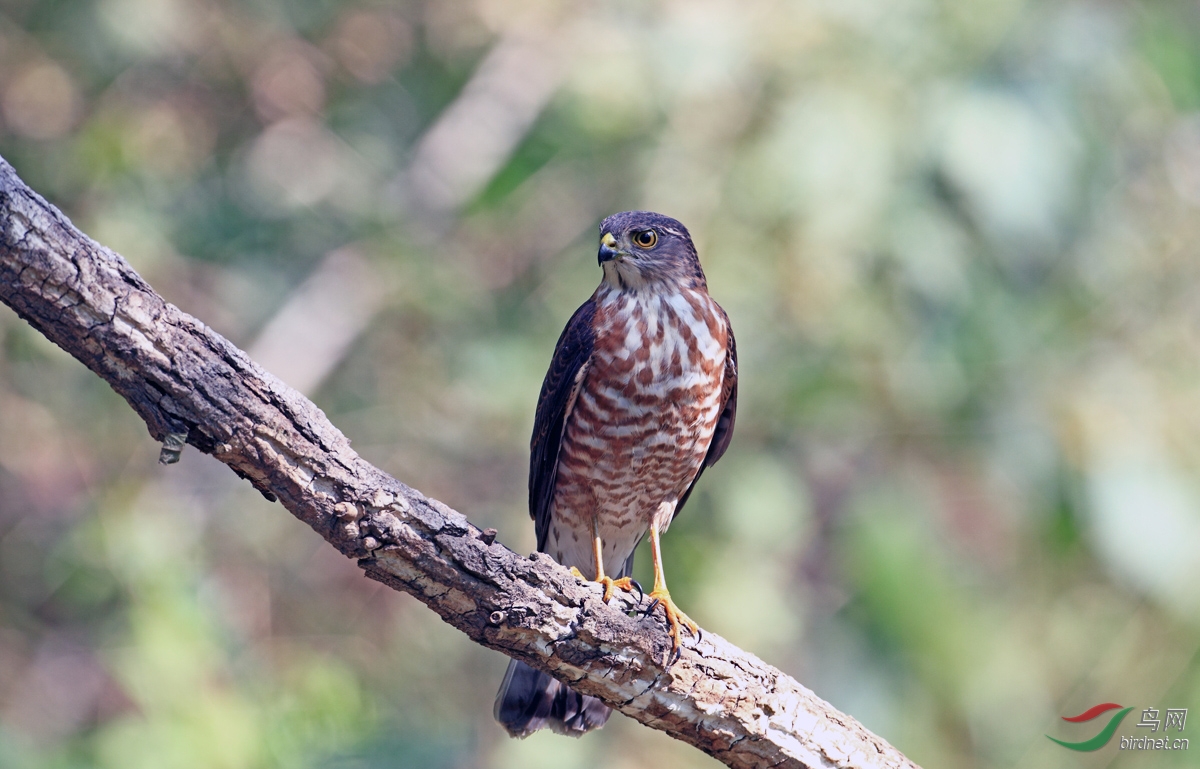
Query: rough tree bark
[[0, 155, 920, 769]]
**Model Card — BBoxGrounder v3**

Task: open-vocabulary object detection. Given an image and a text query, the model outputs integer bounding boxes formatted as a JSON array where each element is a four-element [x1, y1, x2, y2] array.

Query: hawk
[[494, 211, 738, 738]]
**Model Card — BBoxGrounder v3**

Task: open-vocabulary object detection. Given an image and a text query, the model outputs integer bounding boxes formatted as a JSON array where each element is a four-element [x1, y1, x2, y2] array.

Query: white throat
[[602, 259, 651, 292]]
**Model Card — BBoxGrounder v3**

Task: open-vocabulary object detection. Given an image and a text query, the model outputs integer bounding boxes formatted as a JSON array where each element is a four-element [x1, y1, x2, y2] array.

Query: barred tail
[[493, 659, 611, 738]]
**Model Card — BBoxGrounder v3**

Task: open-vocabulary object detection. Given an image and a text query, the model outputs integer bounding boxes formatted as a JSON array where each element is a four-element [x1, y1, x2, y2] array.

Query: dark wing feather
[[674, 317, 737, 520], [530, 298, 596, 552]]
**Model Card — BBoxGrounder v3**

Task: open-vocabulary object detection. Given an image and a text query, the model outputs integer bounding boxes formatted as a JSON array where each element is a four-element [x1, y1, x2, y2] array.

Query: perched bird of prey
[[494, 211, 738, 738]]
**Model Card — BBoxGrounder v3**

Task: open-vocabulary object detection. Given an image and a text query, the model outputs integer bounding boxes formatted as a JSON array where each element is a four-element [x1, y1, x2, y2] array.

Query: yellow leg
[[645, 524, 699, 657], [569, 526, 637, 603]]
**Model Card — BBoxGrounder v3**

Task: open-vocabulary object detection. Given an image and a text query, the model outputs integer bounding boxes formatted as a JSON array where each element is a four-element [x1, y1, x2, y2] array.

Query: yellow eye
[[633, 230, 657, 248]]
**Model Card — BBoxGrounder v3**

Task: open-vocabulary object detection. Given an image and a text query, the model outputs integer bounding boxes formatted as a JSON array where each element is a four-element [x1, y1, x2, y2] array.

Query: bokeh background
[[2, 0, 1200, 767]]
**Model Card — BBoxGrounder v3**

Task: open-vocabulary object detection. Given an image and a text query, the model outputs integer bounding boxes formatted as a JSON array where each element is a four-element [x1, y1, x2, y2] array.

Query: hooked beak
[[598, 231, 621, 266]]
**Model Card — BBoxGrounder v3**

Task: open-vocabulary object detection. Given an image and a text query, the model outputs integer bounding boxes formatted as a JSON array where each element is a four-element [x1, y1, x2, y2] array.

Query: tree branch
[[0, 155, 919, 769]]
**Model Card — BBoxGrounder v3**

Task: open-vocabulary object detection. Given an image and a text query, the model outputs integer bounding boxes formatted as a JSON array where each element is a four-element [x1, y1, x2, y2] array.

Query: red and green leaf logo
[[1047, 703, 1134, 751]]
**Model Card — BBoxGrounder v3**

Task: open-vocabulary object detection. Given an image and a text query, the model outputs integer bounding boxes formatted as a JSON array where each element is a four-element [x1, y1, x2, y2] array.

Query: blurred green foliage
[[2, 0, 1200, 767]]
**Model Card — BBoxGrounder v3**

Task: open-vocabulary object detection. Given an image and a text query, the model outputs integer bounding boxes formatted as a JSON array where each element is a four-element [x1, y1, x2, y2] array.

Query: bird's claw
[[597, 575, 639, 603], [643, 587, 700, 664], [628, 578, 644, 604], [570, 569, 641, 607]]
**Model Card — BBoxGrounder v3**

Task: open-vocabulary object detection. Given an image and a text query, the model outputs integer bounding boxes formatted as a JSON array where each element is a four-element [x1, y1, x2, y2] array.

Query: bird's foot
[[644, 587, 700, 663], [568, 569, 642, 604], [598, 576, 641, 603]]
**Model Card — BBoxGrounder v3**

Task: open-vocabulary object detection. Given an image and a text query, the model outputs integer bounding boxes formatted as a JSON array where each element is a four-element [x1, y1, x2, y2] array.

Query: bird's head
[[596, 211, 706, 292]]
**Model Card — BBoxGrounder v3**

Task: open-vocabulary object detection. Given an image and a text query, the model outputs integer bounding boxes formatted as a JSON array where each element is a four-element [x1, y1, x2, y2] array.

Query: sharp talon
[[670, 644, 682, 666], [644, 598, 660, 616], [696, 627, 703, 644], [629, 579, 644, 603]]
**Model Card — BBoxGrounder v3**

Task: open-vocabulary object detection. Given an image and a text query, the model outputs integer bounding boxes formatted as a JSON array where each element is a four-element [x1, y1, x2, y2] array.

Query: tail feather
[[493, 659, 611, 738]]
